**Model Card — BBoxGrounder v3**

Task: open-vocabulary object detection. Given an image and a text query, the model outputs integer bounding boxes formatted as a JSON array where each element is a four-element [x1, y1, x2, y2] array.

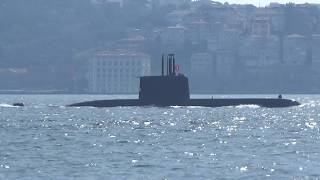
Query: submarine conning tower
[[139, 54, 190, 105]]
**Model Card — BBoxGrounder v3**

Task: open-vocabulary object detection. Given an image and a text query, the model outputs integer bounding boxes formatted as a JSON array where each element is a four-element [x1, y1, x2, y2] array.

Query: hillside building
[[190, 52, 214, 78], [239, 35, 280, 67], [312, 34, 320, 65], [283, 34, 308, 65]]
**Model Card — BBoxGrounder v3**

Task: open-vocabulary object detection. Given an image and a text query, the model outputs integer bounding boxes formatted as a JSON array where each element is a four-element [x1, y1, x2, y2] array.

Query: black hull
[[69, 98, 300, 108]]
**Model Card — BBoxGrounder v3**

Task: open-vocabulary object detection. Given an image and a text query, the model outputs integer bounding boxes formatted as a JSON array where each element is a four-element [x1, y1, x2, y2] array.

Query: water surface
[[0, 95, 319, 179]]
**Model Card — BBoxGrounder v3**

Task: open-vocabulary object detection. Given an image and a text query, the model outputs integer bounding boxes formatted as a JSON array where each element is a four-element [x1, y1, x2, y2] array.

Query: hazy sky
[[215, 0, 320, 6]]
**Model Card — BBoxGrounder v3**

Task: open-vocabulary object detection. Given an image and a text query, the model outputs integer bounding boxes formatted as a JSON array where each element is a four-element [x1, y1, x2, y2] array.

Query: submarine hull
[[187, 98, 300, 108], [69, 98, 300, 108], [69, 99, 141, 107]]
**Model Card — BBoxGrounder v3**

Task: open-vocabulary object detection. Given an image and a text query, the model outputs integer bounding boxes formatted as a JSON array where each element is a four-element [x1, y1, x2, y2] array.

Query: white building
[[283, 34, 308, 65], [88, 51, 151, 94]]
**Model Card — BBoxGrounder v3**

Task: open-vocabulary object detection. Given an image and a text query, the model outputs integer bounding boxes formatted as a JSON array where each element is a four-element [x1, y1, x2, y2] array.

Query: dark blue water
[[0, 95, 319, 179]]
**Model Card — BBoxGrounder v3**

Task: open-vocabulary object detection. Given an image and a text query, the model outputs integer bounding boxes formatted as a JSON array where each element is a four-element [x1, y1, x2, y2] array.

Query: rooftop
[[94, 49, 150, 58]]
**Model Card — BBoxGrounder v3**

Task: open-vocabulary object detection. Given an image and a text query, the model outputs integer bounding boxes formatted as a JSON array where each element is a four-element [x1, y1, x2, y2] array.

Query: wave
[[235, 104, 260, 109], [0, 103, 15, 108], [299, 102, 318, 108]]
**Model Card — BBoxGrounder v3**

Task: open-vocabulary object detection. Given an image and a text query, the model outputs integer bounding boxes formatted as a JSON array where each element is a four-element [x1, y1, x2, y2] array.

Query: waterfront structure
[[88, 50, 151, 94]]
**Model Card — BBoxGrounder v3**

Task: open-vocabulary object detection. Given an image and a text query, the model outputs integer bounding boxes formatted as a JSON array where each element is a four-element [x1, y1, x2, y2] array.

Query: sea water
[[0, 94, 319, 179]]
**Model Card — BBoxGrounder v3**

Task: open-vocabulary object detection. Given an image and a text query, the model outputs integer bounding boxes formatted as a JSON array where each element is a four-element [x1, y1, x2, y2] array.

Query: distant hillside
[[0, 0, 164, 90]]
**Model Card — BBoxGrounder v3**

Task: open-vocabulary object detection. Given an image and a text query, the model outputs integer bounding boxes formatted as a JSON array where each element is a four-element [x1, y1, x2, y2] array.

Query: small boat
[[13, 103, 24, 107]]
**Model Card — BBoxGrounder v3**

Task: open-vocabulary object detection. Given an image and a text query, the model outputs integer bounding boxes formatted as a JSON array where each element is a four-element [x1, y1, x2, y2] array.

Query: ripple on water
[[0, 95, 320, 179]]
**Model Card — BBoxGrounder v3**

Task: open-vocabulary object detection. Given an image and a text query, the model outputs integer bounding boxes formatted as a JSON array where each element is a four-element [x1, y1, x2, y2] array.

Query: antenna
[[162, 54, 164, 76], [173, 55, 176, 75], [169, 55, 172, 75], [166, 55, 169, 76]]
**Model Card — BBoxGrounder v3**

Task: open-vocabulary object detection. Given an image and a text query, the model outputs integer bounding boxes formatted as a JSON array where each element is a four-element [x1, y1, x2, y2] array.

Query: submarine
[[69, 54, 300, 108]]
